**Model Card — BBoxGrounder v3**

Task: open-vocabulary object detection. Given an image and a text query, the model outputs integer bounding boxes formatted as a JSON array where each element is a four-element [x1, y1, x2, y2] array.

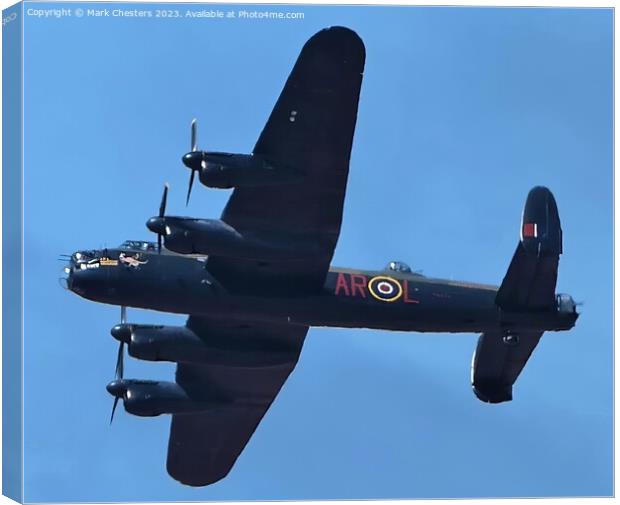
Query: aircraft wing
[[471, 330, 544, 403], [207, 27, 365, 295], [166, 315, 308, 486]]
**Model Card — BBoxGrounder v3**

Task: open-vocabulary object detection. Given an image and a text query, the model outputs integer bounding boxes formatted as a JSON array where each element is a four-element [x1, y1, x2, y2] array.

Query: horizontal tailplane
[[472, 186, 564, 403], [471, 330, 543, 403]]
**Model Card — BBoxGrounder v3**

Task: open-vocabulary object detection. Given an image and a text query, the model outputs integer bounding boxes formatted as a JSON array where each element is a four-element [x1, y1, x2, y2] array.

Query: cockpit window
[[386, 261, 412, 273], [120, 240, 157, 252]]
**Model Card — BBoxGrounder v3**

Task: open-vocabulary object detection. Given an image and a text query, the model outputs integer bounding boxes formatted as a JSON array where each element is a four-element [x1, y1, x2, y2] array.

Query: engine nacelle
[[146, 216, 324, 260], [126, 325, 208, 363], [107, 379, 218, 417], [196, 152, 303, 189], [111, 324, 300, 366]]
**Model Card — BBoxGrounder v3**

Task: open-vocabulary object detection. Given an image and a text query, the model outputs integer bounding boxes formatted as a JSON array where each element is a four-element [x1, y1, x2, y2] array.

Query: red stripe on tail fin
[[522, 223, 537, 238]]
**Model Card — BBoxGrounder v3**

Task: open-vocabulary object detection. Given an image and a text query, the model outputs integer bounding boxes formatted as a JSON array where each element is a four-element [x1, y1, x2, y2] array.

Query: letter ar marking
[[335, 272, 350, 296], [350, 274, 367, 298], [403, 281, 420, 304]]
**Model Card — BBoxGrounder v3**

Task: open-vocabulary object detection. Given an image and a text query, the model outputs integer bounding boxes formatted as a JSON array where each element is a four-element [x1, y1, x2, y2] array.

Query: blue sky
[[22, 4, 612, 501]]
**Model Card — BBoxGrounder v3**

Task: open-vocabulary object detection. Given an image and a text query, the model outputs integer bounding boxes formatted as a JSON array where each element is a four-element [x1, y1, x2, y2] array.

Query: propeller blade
[[191, 118, 197, 152], [186, 169, 196, 206], [115, 342, 125, 379], [110, 396, 119, 425], [158, 184, 169, 253], [114, 306, 127, 379], [159, 183, 169, 218]]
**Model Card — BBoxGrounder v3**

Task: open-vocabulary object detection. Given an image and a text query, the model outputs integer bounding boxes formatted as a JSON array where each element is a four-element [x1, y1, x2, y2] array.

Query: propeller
[[107, 379, 127, 425], [191, 117, 197, 152], [158, 184, 168, 253], [182, 119, 202, 206], [110, 395, 120, 425], [146, 184, 169, 254], [114, 306, 127, 380], [109, 305, 131, 425]]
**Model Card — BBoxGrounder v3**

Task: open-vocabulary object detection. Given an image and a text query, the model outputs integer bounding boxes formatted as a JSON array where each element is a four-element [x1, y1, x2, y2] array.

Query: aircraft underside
[[62, 26, 578, 487]]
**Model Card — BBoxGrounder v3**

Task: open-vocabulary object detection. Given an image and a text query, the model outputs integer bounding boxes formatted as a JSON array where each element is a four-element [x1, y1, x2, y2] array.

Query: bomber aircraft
[[63, 27, 579, 486]]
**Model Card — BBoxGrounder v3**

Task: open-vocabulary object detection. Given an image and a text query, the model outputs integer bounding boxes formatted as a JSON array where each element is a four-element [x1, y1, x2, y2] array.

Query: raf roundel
[[368, 276, 403, 302]]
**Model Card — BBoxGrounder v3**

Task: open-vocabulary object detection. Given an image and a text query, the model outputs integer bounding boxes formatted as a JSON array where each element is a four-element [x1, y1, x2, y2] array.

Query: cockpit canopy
[[386, 261, 412, 273], [119, 240, 158, 252], [385, 261, 425, 276]]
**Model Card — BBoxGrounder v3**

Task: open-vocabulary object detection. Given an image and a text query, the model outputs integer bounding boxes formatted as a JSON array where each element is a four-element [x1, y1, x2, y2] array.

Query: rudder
[[495, 186, 562, 311]]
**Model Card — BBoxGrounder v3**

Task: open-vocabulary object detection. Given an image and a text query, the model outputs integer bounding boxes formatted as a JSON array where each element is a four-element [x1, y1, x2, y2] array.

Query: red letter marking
[[403, 281, 420, 304], [335, 273, 350, 296], [350, 274, 367, 298]]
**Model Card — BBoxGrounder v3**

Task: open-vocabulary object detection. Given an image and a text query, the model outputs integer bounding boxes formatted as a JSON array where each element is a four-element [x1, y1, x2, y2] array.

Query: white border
[[0, 1, 615, 505]]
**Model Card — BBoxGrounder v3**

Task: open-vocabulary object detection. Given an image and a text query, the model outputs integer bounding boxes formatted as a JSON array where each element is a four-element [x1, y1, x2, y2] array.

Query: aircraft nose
[[62, 259, 80, 293], [146, 216, 166, 235], [59, 265, 72, 290], [64, 249, 119, 300]]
